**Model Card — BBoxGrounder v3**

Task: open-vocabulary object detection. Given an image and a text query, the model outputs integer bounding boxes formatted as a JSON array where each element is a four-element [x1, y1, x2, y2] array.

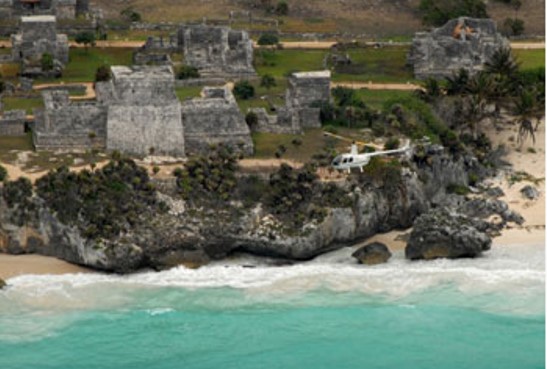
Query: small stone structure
[[250, 70, 331, 134], [0, 0, 89, 19], [177, 25, 255, 77], [11, 15, 69, 77], [0, 109, 26, 136], [408, 17, 510, 79], [34, 90, 106, 149], [182, 86, 253, 155], [104, 66, 185, 158]]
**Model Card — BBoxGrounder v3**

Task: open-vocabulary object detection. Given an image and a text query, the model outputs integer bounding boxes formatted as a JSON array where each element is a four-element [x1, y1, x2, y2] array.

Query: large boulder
[[0, 278, 5, 289], [352, 242, 392, 265], [405, 208, 492, 260], [521, 185, 539, 200]]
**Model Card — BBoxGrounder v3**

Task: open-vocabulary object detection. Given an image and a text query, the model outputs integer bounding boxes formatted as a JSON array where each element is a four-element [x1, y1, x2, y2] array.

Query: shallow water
[[0, 244, 544, 369]]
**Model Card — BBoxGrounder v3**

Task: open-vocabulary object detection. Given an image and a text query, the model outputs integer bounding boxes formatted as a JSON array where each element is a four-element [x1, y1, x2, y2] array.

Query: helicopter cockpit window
[[332, 157, 341, 165], [342, 158, 348, 164], [349, 157, 353, 163]]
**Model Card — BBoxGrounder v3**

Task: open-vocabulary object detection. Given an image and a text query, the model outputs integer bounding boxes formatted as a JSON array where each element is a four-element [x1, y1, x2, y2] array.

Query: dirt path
[[332, 81, 421, 90], [0, 40, 543, 49], [33, 82, 96, 99]]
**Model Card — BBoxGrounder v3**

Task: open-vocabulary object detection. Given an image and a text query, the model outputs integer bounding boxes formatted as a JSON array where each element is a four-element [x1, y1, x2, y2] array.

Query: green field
[[513, 49, 545, 70], [38, 47, 134, 83], [354, 89, 414, 110], [2, 96, 44, 114], [254, 49, 327, 78], [175, 86, 203, 101]]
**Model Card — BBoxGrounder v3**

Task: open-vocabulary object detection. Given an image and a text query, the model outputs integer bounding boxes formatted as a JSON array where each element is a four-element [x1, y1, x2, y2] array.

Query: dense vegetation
[[418, 0, 488, 26], [33, 158, 164, 239]]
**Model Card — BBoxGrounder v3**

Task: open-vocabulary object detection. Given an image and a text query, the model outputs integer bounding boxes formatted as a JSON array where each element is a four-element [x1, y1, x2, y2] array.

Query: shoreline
[[1, 229, 543, 280]]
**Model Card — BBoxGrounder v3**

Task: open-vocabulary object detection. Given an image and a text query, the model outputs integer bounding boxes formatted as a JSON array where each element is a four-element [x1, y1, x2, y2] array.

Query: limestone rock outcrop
[[408, 17, 509, 79], [352, 242, 392, 265], [405, 208, 492, 260]]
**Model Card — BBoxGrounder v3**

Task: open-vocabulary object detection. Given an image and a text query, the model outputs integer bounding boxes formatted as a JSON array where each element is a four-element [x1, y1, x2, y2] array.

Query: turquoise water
[[0, 244, 544, 369]]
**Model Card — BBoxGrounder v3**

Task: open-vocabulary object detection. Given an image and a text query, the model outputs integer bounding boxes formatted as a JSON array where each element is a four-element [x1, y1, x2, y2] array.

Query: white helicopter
[[330, 138, 411, 173]]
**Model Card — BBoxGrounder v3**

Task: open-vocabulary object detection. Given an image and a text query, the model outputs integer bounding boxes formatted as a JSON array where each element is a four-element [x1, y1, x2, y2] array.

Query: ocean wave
[[1, 244, 544, 316]]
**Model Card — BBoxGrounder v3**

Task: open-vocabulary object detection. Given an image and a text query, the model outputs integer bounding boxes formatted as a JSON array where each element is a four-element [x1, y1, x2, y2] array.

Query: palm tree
[[484, 47, 520, 78], [513, 90, 538, 145], [445, 69, 470, 96]]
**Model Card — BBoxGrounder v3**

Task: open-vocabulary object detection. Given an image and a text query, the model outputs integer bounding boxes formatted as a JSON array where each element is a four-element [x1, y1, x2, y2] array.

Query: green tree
[[419, 0, 488, 26], [245, 111, 259, 130], [233, 80, 255, 100], [121, 7, 142, 22], [260, 74, 276, 89], [0, 164, 7, 182], [275, 1, 289, 15], [176, 65, 200, 80], [75, 32, 96, 52], [95, 65, 111, 82], [41, 53, 54, 72], [257, 33, 279, 47]]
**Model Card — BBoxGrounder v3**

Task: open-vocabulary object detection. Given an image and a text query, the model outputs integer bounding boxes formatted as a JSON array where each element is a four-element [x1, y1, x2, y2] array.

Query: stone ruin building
[[250, 71, 331, 134], [33, 65, 254, 157], [182, 86, 252, 155], [103, 66, 185, 157], [0, 109, 26, 136], [177, 25, 255, 77], [0, 0, 89, 20], [408, 17, 510, 79], [11, 15, 69, 76]]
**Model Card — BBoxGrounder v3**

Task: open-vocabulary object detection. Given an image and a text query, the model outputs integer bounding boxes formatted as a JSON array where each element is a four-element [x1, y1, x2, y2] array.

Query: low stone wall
[[0, 109, 26, 136]]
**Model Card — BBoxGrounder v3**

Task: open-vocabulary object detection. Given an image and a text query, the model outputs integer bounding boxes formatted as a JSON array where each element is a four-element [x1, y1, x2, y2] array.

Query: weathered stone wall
[[54, 0, 76, 19], [11, 15, 69, 76], [177, 25, 255, 77], [250, 71, 330, 134], [0, 109, 26, 136], [408, 17, 510, 79], [1, 0, 85, 19], [104, 66, 185, 157], [33, 90, 107, 149], [182, 86, 253, 155]]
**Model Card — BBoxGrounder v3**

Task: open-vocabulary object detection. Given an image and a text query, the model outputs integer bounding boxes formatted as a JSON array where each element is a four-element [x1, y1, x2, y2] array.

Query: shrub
[[275, 1, 289, 15], [419, 0, 488, 26], [245, 111, 259, 130], [74, 31, 96, 51], [260, 74, 276, 89], [501, 18, 525, 36], [176, 65, 200, 80], [95, 65, 111, 82], [233, 80, 255, 100], [121, 7, 142, 22], [257, 33, 279, 46], [0, 164, 7, 182], [2, 177, 34, 225], [41, 53, 54, 71], [384, 137, 400, 150]]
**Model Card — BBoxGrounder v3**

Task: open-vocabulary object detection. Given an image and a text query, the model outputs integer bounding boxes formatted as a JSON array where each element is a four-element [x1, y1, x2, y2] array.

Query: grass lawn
[[513, 49, 545, 70], [332, 46, 415, 83], [175, 86, 203, 101], [2, 96, 44, 114], [37, 47, 134, 83], [236, 78, 287, 114], [354, 88, 414, 110], [0, 133, 33, 164], [254, 49, 327, 78]]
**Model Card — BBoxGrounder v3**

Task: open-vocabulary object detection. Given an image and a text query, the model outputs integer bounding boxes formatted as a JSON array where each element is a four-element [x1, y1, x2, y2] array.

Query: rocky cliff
[[0, 145, 520, 273]]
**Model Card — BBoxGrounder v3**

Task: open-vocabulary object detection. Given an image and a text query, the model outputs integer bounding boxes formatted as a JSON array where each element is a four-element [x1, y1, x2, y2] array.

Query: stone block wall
[[177, 25, 255, 77], [182, 86, 253, 155], [11, 15, 69, 76], [408, 17, 510, 79], [33, 90, 107, 149], [0, 109, 26, 136], [103, 65, 185, 157]]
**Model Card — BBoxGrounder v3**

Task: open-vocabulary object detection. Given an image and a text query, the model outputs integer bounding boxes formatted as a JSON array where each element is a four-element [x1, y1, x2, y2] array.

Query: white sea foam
[[1, 243, 544, 317]]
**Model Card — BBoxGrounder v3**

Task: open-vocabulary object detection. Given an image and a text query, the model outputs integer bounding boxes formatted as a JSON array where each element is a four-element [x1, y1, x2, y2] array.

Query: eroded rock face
[[521, 185, 540, 200], [352, 242, 392, 265], [408, 17, 509, 79], [405, 208, 492, 260]]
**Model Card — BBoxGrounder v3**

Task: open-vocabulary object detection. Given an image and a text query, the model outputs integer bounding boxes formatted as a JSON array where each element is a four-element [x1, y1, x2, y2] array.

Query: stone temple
[[11, 15, 69, 76], [177, 25, 256, 77], [0, 0, 89, 20], [408, 17, 510, 79], [250, 70, 331, 134], [33, 65, 254, 157], [103, 66, 185, 157]]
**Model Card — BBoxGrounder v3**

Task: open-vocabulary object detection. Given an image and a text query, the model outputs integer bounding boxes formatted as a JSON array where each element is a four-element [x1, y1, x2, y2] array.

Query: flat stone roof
[[291, 70, 331, 79], [111, 65, 174, 80], [21, 15, 57, 23]]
